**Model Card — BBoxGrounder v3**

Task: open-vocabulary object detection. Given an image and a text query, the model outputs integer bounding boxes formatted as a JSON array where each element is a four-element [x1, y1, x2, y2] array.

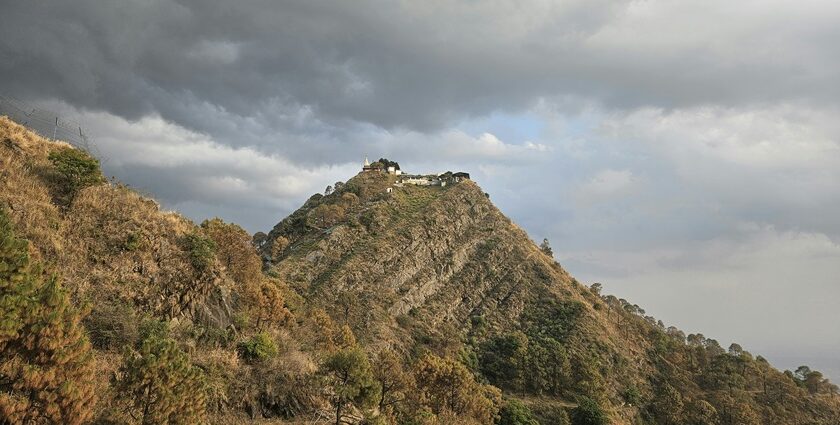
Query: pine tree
[[115, 322, 207, 424], [373, 350, 411, 416], [413, 353, 502, 423], [323, 345, 380, 425], [0, 209, 97, 424]]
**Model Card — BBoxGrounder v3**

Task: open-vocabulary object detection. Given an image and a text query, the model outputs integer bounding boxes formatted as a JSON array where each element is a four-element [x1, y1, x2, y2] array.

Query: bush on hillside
[[180, 232, 216, 272], [237, 332, 279, 363], [532, 404, 571, 425], [622, 385, 641, 406], [47, 146, 104, 205], [570, 397, 607, 425], [497, 399, 539, 425]]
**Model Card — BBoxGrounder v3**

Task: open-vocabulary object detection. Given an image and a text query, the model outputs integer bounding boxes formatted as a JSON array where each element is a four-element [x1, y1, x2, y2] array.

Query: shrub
[[570, 397, 607, 425], [360, 210, 376, 229], [47, 146, 104, 204], [497, 399, 539, 425], [181, 232, 216, 272], [138, 318, 169, 342], [622, 385, 641, 406], [122, 231, 143, 251], [237, 332, 278, 363]]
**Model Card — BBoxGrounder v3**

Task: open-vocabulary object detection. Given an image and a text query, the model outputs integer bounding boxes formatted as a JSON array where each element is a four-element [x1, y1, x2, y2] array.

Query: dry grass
[[0, 117, 66, 260]]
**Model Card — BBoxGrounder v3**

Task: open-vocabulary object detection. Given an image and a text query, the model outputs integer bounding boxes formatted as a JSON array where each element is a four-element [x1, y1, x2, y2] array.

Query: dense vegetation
[[1, 116, 839, 424], [0, 209, 96, 424]]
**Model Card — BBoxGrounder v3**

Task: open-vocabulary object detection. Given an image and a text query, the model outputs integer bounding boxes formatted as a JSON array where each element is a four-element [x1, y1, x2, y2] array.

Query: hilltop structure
[[362, 156, 403, 175], [361, 156, 379, 172], [394, 171, 470, 188], [362, 157, 471, 189]]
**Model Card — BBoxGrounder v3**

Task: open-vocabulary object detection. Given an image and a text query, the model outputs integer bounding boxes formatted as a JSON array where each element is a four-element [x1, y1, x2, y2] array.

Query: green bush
[[181, 232, 216, 272], [479, 332, 527, 389], [122, 231, 142, 251], [521, 298, 583, 342], [237, 332, 278, 362], [138, 318, 170, 344], [497, 399, 539, 425], [570, 397, 607, 425], [622, 385, 641, 406], [47, 147, 104, 204]]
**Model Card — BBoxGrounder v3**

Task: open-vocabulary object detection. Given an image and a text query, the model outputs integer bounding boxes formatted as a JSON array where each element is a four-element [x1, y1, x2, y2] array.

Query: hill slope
[[2, 116, 838, 424], [261, 166, 840, 424]]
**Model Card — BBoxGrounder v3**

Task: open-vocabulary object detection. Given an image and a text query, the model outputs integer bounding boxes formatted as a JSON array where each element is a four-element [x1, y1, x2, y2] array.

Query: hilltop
[[1, 115, 839, 424]]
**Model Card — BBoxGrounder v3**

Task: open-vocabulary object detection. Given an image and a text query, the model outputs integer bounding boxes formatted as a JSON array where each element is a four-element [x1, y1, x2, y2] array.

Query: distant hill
[[1, 115, 838, 424]]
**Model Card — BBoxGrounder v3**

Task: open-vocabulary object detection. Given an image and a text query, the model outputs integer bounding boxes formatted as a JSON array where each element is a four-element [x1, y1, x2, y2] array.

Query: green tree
[[513, 335, 572, 396], [47, 146, 104, 204], [323, 346, 380, 425], [376, 158, 400, 170], [479, 332, 527, 389], [570, 396, 607, 425], [373, 350, 411, 417], [115, 322, 208, 424], [652, 382, 685, 424], [413, 353, 501, 423], [0, 209, 96, 424], [497, 399, 539, 425]]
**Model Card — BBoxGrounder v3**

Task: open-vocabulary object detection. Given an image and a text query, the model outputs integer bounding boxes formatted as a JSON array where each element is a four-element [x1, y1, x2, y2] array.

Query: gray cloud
[[3, 1, 840, 135]]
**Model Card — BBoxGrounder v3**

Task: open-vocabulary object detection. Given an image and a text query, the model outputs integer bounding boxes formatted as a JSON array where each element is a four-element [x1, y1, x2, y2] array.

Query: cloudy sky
[[2, 0, 839, 379]]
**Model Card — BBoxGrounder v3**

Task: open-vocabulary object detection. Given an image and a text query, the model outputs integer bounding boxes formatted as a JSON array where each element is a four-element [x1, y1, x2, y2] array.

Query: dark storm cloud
[[3, 0, 840, 138]]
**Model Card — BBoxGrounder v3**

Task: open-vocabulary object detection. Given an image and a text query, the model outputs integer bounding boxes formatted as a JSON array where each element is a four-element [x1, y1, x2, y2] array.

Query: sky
[[1, 0, 839, 380]]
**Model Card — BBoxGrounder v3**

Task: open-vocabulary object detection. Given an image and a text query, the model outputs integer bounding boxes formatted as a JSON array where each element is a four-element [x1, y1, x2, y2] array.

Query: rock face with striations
[[262, 171, 580, 342]]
